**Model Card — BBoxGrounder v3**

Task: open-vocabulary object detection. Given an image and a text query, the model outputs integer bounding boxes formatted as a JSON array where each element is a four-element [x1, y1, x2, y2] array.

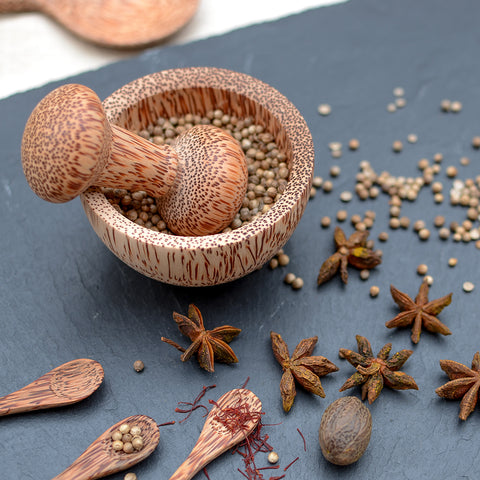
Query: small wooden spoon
[[169, 388, 262, 480], [52, 414, 160, 480], [0, 358, 104, 416], [0, 0, 199, 48], [21, 83, 248, 236]]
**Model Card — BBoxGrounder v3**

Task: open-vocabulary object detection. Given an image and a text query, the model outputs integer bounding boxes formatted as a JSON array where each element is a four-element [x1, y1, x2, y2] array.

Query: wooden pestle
[[21, 84, 248, 236]]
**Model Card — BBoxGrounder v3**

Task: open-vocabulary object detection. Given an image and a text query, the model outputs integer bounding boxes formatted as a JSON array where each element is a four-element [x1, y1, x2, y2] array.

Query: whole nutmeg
[[319, 396, 372, 465]]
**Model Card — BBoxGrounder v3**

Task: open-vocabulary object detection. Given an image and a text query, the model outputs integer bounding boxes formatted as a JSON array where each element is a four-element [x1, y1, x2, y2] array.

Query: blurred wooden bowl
[[81, 67, 314, 286]]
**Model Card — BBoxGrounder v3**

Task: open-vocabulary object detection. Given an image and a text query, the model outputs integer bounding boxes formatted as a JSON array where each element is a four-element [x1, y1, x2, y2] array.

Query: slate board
[[1, 0, 480, 478]]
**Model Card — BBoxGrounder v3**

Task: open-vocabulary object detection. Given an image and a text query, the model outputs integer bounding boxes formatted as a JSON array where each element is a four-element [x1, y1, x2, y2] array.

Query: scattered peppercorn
[[448, 257, 458, 267], [267, 451, 279, 464], [349, 138, 360, 150], [133, 360, 144, 373], [284, 273, 296, 285], [291, 277, 304, 290], [369, 285, 380, 297], [463, 281, 475, 293], [321, 216, 331, 228], [392, 140, 403, 152], [317, 104, 331, 116], [417, 264, 428, 275], [124, 473, 137, 480]]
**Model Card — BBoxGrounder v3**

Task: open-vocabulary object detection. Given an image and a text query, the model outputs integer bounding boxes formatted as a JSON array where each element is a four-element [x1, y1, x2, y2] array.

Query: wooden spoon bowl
[[0, 0, 199, 48], [80, 67, 315, 286], [52, 414, 160, 479]]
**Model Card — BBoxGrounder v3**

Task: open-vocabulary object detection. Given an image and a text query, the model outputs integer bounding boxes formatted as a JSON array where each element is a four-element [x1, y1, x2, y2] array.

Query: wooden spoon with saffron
[[0, 359, 104, 416], [21, 83, 248, 236], [52, 414, 160, 480], [0, 0, 199, 48], [169, 388, 262, 480]]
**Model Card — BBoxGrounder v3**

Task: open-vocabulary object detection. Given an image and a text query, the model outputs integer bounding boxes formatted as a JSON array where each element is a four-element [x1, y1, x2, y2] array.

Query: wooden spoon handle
[[0, 0, 41, 12], [0, 375, 53, 416]]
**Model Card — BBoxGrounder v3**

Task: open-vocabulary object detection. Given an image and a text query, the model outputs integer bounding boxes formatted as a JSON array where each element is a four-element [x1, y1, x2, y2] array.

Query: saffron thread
[[283, 456, 299, 472], [157, 421, 175, 427], [175, 384, 216, 423], [297, 428, 307, 452]]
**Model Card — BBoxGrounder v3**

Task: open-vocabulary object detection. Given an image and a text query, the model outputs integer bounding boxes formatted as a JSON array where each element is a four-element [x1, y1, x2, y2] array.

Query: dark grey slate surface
[[1, 0, 479, 478]]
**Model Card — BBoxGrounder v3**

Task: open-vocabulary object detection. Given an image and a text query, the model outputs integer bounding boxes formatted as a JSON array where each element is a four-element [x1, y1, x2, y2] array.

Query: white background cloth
[[0, 0, 344, 99]]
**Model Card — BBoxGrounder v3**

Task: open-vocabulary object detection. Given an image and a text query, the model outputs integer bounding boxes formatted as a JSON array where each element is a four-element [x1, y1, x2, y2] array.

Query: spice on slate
[[317, 227, 382, 286], [270, 331, 338, 412], [175, 384, 216, 423], [161, 304, 241, 372], [386, 282, 453, 344], [319, 396, 372, 465], [435, 351, 480, 420], [338, 335, 418, 404]]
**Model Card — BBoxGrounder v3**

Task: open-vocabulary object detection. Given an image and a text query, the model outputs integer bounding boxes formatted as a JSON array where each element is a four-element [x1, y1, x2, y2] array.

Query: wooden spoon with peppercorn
[[169, 388, 262, 480], [0, 359, 104, 416], [52, 414, 160, 480]]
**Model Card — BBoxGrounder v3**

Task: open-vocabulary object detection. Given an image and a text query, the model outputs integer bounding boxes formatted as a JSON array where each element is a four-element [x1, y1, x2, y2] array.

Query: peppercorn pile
[[103, 111, 288, 234]]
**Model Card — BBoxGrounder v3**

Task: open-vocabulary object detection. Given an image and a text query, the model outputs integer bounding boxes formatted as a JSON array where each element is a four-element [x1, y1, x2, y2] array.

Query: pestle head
[[159, 124, 248, 236], [22, 84, 112, 203]]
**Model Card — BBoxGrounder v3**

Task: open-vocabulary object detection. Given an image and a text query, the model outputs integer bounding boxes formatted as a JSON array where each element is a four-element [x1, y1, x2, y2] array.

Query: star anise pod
[[339, 335, 418, 404], [386, 281, 453, 344], [435, 351, 480, 421], [161, 304, 241, 373], [270, 331, 338, 412], [317, 226, 382, 285]]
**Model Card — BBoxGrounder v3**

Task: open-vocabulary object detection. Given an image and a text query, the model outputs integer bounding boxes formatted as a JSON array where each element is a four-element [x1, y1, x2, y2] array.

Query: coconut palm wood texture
[[0, 359, 104, 416], [0, 0, 199, 48], [81, 67, 314, 286], [21, 83, 248, 236], [52, 415, 160, 480], [169, 389, 262, 480]]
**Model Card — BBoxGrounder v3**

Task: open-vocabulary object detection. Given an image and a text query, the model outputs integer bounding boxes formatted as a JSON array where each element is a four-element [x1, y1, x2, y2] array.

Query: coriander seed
[[336, 210, 348, 222], [433, 153, 443, 163], [472, 136, 480, 149], [349, 138, 360, 150], [321, 216, 331, 228], [312, 176, 323, 188], [119, 423, 130, 435], [133, 360, 144, 373], [111, 431, 123, 442], [284, 273, 296, 284], [370, 286, 380, 297], [323, 180, 333, 193], [463, 281, 475, 293], [460, 156, 470, 166], [277, 253, 290, 266], [123, 442, 134, 454], [418, 228, 431, 240], [330, 165, 341, 177], [424, 275, 434, 286], [291, 277, 304, 290], [440, 99, 451, 112], [448, 257, 458, 267], [450, 100, 462, 112], [387, 103, 397, 112], [268, 451, 279, 464], [392, 140, 403, 152], [132, 436, 144, 451], [399, 216, 410, 229], [318, 104, 331, 116], [407, 133, 418, 144], [440, 228, 451, 240], [446, 166, 458, 178], [395, 97, 406, 108], [130, 426, 142, 437], [340, 191, 353, 202], [360, 269, 370, 281], [269, 258, 279, 269], [393, 87, 405, 97], [124, 473, 137, 480], [112, 440, 124, 451], [378, 232, 389, 242], [389, 218, 401, 229], [434, 215, 445, 227], [417, 264, 428, 275]]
